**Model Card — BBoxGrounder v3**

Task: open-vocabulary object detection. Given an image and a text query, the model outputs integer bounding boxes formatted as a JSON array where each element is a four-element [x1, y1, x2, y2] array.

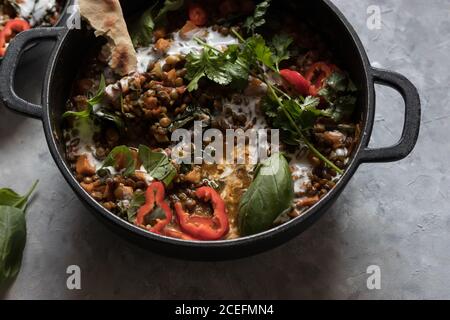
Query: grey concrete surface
[[0, 0, 448, 299]]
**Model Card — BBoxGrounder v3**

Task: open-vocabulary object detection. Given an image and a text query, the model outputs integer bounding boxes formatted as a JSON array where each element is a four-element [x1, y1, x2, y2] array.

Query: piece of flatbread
[[79, 0, 137, 76]]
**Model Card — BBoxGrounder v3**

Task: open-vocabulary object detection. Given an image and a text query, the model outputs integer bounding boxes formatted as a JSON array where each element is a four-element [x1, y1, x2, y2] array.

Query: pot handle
[[359, 67, 421, 163], [0, 28, 65, 119]]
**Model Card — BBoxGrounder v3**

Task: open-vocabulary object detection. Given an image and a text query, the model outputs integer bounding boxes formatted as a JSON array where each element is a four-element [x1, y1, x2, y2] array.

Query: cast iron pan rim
[[41, 0, 374, 250]]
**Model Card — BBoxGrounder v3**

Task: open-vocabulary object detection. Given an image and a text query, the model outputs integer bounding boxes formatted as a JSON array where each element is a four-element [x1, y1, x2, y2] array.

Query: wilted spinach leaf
[[138, 145, 177, 186], [126, 191, 146, 223], [319, 72, 358, 122], [99, 146, 136, 177]]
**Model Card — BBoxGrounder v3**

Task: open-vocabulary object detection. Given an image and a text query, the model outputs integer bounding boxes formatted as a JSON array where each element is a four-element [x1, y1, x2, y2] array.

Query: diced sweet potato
[[76, 154, 96, 176], [297, 195, 320, 207], [155, 38, 171, 54], [80, 182, 95, 193], [180, 20, 198, 39]]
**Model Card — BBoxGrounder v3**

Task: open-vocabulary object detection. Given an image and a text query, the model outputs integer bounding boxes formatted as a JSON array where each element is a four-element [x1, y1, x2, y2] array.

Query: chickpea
[[185, 199, 197, 210], [159, 117, 172, 128], [174, 77, 184, 87], [170, 89, 179, 100], [165, 55, 181, 65]]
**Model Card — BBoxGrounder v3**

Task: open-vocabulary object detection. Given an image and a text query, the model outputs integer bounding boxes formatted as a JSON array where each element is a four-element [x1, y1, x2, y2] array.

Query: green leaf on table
[[0, 181, 38, 286], [0, 180, 38, 211], [0, 206, 27, 285]]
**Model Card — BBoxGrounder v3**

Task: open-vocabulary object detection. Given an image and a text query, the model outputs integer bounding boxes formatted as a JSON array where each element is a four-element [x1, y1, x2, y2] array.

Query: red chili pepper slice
[[0, 18, 30, 57], [0, 31, 5, 57], [279, 69, 311, 96], [174, 186, 229, 240], [305, 62, 333, 96], [188, 4, 207, 26], [163, 227, 197, 241], [136, 181, 173, 233]]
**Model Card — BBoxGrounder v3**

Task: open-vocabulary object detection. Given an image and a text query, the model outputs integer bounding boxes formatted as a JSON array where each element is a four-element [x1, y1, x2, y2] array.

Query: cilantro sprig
[[184, 31, 345, 173], [244, 0, 272, 34]]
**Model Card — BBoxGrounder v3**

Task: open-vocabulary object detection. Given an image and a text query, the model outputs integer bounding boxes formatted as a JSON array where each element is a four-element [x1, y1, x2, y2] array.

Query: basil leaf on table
[[130, 0, 184, 47], [0, 180, 38, 211], [238, 153, 294, 236], [0, 181, 38, 285], [138, 145, 177, 186], [0, 206, 27, 285]]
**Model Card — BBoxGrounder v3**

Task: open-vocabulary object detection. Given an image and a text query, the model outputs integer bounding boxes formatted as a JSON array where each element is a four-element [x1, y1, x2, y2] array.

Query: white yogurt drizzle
[[65, 118, 103, 170], [10, 0, 57, 27], [136, 27, 239, 73]]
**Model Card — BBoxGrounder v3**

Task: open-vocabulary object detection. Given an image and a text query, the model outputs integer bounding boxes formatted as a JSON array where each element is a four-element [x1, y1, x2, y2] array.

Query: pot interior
[[44, 0, 370, 253]]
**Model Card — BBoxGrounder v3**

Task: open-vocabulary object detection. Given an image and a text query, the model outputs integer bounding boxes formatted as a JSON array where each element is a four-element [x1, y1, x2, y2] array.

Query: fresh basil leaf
[[0, 181, 38, 211], [244, 0, 272, 33], [138, 145, 177, 186], [100, 146, 136, 177], [238, 153, 294, 236], [0, 205, 26, 285], [126, 191, 145, 223]]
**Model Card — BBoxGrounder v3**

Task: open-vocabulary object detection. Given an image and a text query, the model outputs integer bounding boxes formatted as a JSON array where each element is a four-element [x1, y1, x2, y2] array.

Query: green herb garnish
[[0, 181, 38, 286]]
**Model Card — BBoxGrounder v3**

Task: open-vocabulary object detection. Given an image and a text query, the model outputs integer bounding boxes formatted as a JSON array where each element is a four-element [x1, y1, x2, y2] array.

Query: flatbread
[[79, 0, 137, 75]]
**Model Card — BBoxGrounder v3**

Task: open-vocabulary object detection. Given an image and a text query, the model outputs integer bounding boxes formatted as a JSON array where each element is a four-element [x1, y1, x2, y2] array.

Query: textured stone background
[[0, 0, 448, 299]]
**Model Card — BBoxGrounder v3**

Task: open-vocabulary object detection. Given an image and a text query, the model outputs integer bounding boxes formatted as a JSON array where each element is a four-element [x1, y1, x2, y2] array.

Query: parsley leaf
[[263, 95, 329, 144], [244, 0, 272, 34], [245, 34, 275, 71], [271, 34, 293, 70], [185, 45, 249, 91], [319, 72, 358, 122]]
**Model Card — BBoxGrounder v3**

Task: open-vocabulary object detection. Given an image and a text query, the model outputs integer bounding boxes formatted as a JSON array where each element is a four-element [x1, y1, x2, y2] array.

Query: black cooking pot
[[0, 0, 420, 260]]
